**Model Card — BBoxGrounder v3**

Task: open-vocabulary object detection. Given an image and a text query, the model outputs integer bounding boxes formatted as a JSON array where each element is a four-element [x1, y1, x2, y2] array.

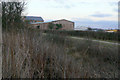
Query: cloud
[[73, 18, 118, 29], [91, 13, 113, 17], [53, 0, 65, 4], [114, 8, 118, 12], [109, 2, 118, 6], [47, 0, 75, 9], [50, 4, 74, 9]]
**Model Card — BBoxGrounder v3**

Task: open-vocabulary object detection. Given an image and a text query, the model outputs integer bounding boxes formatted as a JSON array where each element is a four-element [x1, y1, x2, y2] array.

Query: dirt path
[[43, 33, 120, 45], [69, 36, 120, 45]]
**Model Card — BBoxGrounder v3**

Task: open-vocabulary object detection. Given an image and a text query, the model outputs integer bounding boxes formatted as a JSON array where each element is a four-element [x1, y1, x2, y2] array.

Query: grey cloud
[[53, 0, 65, 4], [51, 4, 74, 9], [49, 0, 77, 9], [114, 8, 118, 12], [44, 0, 88, 9], [48, 1, 75, 9], [109, 2, 118, 6], [73, 18, 118, 29], [91, 13, 113, 17]]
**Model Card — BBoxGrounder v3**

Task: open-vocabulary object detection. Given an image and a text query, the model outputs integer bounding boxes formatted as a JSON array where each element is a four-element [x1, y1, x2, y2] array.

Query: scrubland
[[2, 29, 119, 78]]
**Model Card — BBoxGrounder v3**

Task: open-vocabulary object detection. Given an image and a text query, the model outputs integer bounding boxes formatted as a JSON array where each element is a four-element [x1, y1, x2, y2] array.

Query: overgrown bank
[[2, 29, 119, 78], [43, 30, 120, 42]]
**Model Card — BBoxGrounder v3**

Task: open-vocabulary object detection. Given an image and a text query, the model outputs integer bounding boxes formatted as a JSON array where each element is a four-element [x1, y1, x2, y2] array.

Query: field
[[2, 29, 119, 78]]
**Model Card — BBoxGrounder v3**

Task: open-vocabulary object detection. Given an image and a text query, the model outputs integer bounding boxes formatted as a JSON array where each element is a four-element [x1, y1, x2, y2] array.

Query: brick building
[[34, 19, 74, 30], [25, 16, 74, 30], [51, 19, 74, 30]]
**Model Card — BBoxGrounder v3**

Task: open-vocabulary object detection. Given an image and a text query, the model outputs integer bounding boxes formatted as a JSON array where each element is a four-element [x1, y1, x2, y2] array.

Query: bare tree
[[2, 1, 26, 31]]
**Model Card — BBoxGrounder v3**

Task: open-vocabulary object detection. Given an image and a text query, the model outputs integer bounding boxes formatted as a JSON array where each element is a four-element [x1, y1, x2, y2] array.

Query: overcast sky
[[25, 0, 119, 29]]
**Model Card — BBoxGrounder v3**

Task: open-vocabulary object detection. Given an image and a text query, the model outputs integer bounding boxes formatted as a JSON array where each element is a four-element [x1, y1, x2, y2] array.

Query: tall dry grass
[[2, 29, 82, 78], [2, 29, 119, 78]]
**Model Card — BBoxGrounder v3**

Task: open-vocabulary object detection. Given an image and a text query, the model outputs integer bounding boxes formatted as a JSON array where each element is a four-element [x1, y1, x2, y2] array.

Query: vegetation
[[48, 23, 63, 30], [88, 27, 92, 31], [48, 23, 55, 30], [2, 1, 119, 79], [56, 24, 63, 30], [43, 30, 120, 42], [2, 29, 119, 78], [2, 2, 26, 31]]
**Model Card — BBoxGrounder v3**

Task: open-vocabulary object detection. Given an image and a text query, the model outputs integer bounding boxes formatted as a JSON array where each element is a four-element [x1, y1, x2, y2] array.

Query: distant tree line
[[2, 2, 26, 31], [44, 30, 120, 42]]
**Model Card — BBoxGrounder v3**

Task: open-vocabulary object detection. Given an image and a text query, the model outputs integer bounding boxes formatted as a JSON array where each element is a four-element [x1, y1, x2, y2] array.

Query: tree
[[56, 24, 62, 30], [48, 23, 55, 30], [2, 2, 26, 31], [88, 27, 92, 31]]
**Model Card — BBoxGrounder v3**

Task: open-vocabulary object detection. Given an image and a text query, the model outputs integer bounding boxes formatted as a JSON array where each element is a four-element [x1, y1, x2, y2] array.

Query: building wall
[[52, 20, 74, 30], [31, 19, 74, 30], [39, 23, 50, 30]]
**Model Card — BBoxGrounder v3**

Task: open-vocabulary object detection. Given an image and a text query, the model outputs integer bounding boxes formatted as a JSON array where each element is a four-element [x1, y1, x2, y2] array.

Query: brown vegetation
[[2, 29, 119, 78]]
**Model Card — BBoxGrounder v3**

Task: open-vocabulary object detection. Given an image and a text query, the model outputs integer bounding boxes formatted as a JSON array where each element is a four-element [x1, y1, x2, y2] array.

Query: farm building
[[24, 16, 74, 30], [52, 19, 74, 30], [30, 19, 74, 30], [31, 22, 50, 30]]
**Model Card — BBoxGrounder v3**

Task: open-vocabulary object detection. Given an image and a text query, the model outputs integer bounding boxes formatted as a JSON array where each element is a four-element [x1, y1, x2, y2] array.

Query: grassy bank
[[43, 30, 120, 42], [2, 29, 119, 78]]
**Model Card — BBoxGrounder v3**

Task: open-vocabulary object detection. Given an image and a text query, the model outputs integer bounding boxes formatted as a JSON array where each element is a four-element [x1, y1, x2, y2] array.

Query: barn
[[51, 19, 74, 30], [31, 19, 74, 30], [24, 16, 74, 30]]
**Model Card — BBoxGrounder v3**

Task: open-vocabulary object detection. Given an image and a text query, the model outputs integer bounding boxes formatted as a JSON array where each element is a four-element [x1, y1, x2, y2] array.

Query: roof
[[52, 19, 74, 23], [25, 16, 44, 21], [30, 22, 50, 24]]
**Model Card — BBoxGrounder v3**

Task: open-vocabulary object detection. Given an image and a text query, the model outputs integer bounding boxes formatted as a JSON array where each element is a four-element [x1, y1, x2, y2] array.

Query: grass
[[43, 30, 120, 43], [2, 29, 119, 78]]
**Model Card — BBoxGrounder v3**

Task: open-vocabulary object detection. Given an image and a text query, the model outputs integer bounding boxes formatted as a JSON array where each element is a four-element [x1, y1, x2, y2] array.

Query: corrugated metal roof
[[30, 22, 50, 24], [25, 16, 44, 21]]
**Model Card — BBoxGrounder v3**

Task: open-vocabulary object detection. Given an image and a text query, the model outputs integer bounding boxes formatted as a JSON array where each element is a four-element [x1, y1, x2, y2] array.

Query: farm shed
[[31, 19, 74, 30], [51, 19, 74, 30], [24, 16, 74, 30]]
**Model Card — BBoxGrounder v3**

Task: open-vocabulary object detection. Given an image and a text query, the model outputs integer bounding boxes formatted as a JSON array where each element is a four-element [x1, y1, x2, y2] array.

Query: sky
[[25, 0, 119, 29]]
